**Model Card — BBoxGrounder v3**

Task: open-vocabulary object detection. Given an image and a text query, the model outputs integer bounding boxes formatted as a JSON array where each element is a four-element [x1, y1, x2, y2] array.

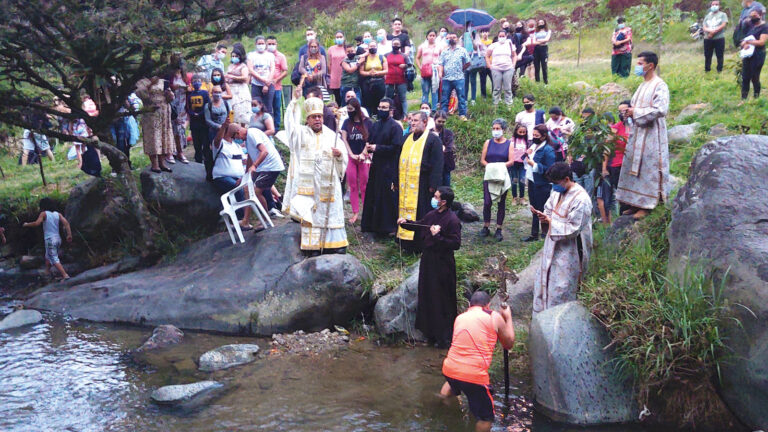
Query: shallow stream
[[0, 300, 651, 432]]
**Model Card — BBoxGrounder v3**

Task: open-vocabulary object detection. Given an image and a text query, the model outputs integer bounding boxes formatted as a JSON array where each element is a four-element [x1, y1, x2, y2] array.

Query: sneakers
[[459, 115, 469, 121], [494, 229, 503, 242], [522, 235, 538, 242], [478, 226, 490, 237], [269, 208, 285, 219]]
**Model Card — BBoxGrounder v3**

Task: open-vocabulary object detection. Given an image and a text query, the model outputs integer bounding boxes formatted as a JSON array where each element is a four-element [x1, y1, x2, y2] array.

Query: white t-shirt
[[212, 139, 246, 179], [246, 50, 275, 86], [515, 110, 537, 141], [246, 128, 285, 173]]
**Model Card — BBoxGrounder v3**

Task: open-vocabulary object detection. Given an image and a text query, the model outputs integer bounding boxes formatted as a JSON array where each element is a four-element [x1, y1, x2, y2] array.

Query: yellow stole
[[397, 132, 429, 241]]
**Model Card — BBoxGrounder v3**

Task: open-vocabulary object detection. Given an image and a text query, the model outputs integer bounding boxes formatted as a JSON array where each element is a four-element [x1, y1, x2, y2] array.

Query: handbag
[[420, 63, 433, 78], [469, 53, 486, 71]]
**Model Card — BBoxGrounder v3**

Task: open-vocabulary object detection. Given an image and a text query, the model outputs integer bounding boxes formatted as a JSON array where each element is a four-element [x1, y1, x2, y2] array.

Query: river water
[[0, 301, 651, 432]]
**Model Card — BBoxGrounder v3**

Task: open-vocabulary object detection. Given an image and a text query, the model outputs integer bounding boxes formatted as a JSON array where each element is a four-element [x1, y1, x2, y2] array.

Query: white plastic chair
[[219, 173, 274, 244]]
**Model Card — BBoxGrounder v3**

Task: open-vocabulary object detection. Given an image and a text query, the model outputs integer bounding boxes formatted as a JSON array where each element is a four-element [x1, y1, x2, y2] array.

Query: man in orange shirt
[[440, 291, 516, 432]]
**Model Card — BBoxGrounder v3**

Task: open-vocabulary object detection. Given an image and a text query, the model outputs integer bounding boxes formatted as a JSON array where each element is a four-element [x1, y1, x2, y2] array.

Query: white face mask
[[256, 44, 266, 52], [267, 45, 277, 53], [306, 35, 315, 42], [421, 109, 431, 114], [498, 36, 507, 42], [492, 130, 503, 139]]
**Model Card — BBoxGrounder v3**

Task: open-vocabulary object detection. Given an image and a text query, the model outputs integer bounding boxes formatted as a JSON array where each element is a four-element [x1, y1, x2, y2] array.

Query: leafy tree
[[628, 0, 682, 53], [0, 0, 285, 261], [568, 113, 622, 174]]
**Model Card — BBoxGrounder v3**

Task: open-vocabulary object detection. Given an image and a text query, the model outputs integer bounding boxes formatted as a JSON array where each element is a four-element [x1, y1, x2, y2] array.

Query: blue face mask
[[634, 64, 646, 76], [617, 23, 626, 29], [192, 82, 201, 90], [231, 57, 240, 64], [252, 106, 261, 113], [431, 197, 440, 209], [363, 37, 372, 44], [376, 35, 384, 43], [335, 38, 344, 45], [552, 184, 567, 193], [234, 138, 244, 145]]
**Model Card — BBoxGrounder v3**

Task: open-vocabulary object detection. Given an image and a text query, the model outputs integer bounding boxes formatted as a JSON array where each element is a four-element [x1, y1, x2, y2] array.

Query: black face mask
[[532, 137, 543, 144], [449, 39, 457, 46], [377, 109, 390, 120], [524, 103, 534, 110], [347, 53, 356, 60], [751, 16, 761, 24], [392, 46, 400, 53], [369, 47, 378, 54], [515, 27, 523, 33]]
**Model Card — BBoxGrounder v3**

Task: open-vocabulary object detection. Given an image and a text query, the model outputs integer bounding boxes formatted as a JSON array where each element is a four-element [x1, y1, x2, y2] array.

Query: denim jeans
[[464, 70, 477, 101], [386, 83, 408, 118], [213, 176, 245, 218], [442, 170, 451, 187], [272, 89, 282, 129], [508, 162, 526, 198], [421, 77, 439, 109], [340, 86, 362, 107], [441, 79, 467, 116], [251, 84, 275, 115]]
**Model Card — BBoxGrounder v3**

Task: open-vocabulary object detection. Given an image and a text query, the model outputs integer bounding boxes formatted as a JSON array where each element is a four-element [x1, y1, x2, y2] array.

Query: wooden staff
[[319, 109, 342, 254]]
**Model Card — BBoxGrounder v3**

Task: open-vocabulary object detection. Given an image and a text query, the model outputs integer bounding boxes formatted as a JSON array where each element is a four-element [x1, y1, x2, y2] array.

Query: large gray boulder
[[529, 302, 637, 425], [25, 223, 373, 335], [65, 178, 137, 248], [675, 103, 710, 122], [667, 123, 700, 144], [140, 163, 222, 229], [198, 344, 260, 371], [669, 135, 768, 430], [150, 381, 223, 406], [373, 263, 424, 340], [0, 309, 43, 331]]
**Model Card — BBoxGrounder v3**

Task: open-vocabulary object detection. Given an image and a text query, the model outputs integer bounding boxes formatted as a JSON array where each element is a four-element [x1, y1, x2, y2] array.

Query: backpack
[[291, 56, 303, 86], [81, 145, 102, 177], [548, 129, 567, 159]]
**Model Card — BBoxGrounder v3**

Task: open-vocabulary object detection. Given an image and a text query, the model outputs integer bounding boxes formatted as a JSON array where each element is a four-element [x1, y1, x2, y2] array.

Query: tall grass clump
[[580, 208, 739, 428]]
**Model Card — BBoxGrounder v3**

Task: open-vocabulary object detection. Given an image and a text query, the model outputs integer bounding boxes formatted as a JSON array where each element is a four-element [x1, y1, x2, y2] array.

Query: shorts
[[444, 375, 495, 422], [251, 171, 280, 190], [45, 237, 61, 265]]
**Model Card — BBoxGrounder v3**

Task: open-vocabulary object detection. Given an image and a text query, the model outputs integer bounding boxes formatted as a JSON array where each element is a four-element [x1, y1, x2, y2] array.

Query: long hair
[[347, 98, 369, 141], [533, 124, 550, 145]]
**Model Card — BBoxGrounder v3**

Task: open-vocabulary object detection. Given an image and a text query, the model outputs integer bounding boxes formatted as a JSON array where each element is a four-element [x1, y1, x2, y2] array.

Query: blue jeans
[[442, 170, 451, 187], [508, 162, 526, 198], [251, 84, 275, 115], [421, 77, 439, 109], [386, 83, 408, 119], [441, 79, 466, 116], [464, 70, 477, 101], [339, 86, 362, 107], [213, 176, 245, 218], [272, 89, 282, 129]]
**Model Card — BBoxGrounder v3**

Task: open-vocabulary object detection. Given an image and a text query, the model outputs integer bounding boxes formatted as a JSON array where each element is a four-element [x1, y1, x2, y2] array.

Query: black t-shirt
[[342, 117, 373, 155], [747, 23, 768, 51], [387, 32, 411, 48]]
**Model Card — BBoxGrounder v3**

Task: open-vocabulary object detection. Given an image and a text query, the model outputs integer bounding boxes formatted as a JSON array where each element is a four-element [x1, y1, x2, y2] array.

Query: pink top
[[487, 40, 515, 71], [272, 51, 288, 91], [419, 42, 442, 66], [327, 45, 347, 89], [511, 137, 529, 162]]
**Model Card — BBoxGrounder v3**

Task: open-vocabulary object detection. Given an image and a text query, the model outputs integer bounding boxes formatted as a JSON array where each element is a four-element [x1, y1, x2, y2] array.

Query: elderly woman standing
[[479, 118, 514, 242], [226, 43, 252, 125], [135, 75, 174, 173]]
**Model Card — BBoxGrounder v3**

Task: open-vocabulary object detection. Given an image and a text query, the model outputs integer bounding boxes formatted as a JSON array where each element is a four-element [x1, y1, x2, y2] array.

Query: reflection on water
[[0, 304, 650, 432]]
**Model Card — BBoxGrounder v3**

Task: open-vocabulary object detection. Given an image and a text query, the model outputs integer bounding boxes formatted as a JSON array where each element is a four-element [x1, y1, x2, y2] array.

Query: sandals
[[175, 154, 189, 164]]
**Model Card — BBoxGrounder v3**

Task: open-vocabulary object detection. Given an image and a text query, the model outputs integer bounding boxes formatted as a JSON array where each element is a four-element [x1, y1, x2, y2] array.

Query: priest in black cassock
[[361, 97, 403, 236], [395, 111, 443, 252], [398, 186, 461, 348]]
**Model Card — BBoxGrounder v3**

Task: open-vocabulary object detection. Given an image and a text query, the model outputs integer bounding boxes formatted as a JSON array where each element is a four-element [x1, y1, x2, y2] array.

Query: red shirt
[[610, 121, 628, 167], [385, 52, 406, 85]]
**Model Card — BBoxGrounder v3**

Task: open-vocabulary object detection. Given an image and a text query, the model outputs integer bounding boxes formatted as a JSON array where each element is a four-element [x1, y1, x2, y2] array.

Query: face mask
[[537, 24, 545, 29], [212, 76, 222, 83], [234, 138, 244, 145], [252, 106, 261, 113], [617, 23, 626, 29], [492, 130, 503, 139], [532, 137, 543, 144], [710, 5, 719, 12], [306, 35, 315, 42], [430, 197, 440, 209], [498, 36, 507, 42], [212, 94, 222, 100], [369, 47, 378, 54], [335, 38, 344, 45], [376, 35, 384, 42], [421, 109, 431, 115], [256, 44, 266, 52], [440, 31, 447, 37], [231, 57, 240, 64], [634, 64, 646, 76], [552, 184, 567, 193], [347, 53, 356, 60], [751, 16, 761, 23], [267, 45, 277, 52], [377, 109, 390, 120], [216, 52, 225, 60], [363, 37, 372, 44], [392, 46, 400, 53], [449, 39, 457, 46], [524, 103, 534, 110], [517, 133, 526, 138], [192, 82, 201, 90], [310, 47, 319, 54]]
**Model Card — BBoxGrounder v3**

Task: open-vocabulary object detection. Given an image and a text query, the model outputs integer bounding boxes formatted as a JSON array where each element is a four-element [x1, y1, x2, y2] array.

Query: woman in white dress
[[225, 43, 252, 125]]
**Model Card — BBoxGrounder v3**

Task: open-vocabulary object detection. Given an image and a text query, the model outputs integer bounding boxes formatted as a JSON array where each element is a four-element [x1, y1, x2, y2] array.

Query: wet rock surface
[[135, 325, 184, 352], [150, 380, 223, 406], [0, 309, 43, 331], [373, 263, 424, 340], [529, 302, 637, 425], [198, 343, 260, 371]]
